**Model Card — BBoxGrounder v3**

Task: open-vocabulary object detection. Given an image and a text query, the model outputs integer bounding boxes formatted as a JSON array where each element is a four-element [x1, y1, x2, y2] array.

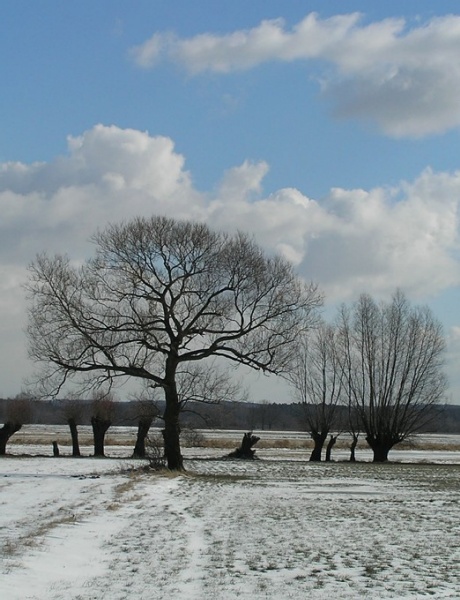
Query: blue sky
[[1, 1, 460, 401]]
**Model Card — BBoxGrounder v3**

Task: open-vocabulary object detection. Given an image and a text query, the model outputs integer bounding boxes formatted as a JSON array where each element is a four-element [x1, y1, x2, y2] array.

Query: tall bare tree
[[287, 323, 345, 461], [337, 291, 447, 462], [26, 216, 322, 469]]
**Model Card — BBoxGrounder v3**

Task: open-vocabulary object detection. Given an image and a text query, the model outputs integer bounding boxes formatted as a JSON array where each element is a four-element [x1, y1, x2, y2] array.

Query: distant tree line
[[1, 396, 459, 439], [0, 397, 303, 430]]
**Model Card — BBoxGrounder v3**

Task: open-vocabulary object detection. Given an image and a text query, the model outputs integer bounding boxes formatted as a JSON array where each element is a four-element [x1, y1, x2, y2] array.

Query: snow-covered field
[[1, 430, 460, 599]]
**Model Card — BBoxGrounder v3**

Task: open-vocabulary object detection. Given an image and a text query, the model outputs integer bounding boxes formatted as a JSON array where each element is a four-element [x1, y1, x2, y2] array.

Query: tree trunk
[[133, 417, 153, 458], [91, 416, 111, 457], [52, 441, 60, 457], [349, 434, 358, 462], [325, 435, 337, 462], [371, 445, 390, 462], [162, 375, 183, 471], [0, 422, 22, 455], [67, 417, 81, 457], [366, 435, 395, 462], [309, 431, 328, 462]]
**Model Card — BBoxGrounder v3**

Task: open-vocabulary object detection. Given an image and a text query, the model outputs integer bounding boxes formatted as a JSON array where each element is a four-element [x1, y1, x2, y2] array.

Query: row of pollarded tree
[[64, 392, 159, 458], [0, 391, 158, 458], [24, 215, 447, 469], [287, 291, 446, 462]]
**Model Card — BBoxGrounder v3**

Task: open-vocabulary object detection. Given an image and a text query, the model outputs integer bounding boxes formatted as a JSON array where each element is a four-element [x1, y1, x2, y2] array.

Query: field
[[1, 427, 460, 599]]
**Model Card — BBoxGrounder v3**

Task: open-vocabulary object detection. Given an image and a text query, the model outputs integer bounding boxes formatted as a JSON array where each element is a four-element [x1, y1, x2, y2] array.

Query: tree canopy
[[287, 322, 345, 461], [26, 215, 323, 468], [337, 291, 447, 461]]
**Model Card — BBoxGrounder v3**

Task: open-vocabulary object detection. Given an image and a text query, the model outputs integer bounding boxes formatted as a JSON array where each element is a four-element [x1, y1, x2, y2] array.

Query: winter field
[[1, 427, 460, 599]]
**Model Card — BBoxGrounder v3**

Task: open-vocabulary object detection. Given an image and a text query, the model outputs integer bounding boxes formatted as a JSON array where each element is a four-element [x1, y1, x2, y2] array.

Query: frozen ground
[[1, 434, 460, 599]]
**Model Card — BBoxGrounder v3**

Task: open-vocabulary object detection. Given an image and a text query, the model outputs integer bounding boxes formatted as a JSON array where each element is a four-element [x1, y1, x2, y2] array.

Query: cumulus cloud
[[2, 124, 460, 394], [130, 13, 362, 72], [209, 167, 460, 301], [130, 12, 460, 137], [217, 159, 269, 202], [0, 125, 204, 258], [0, 125, 207, 394], [3, 124, 460, 301], [445, 326, 460, 401]]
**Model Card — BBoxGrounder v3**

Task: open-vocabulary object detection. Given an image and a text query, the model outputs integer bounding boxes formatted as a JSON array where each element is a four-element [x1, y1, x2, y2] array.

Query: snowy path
[[1, 458, 460, 599]]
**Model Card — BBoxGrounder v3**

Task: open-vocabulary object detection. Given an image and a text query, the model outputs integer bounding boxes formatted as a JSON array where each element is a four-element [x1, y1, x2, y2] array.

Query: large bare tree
[[337, 291, 447, 462], [26, 216, 322, 469], [287, 323, 345, 461]]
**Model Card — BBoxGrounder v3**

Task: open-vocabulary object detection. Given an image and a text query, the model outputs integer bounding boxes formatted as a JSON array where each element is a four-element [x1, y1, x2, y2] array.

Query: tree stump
[[227, 432, 260, 459], [52, 441, 60, 457]]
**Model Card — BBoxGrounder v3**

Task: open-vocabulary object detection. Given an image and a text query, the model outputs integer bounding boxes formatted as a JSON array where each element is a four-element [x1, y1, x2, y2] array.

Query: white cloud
[[217, 159, 269, 201], [131, 13, 460, 137], [129, 32, 175, 68], [130, 13, 362, 73], [0, 125, 204, 249], [445, 326, 460, 402], [209, 167, 460, 301], [0, 125, 207, 394], [300, 175, 460, 300], [2, 125, 460, 394], [3, 124, 460, 301]]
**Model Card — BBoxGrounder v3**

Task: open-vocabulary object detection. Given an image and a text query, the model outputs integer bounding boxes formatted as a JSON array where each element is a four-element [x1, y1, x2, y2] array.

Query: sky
[[1, 0, 460, 402]]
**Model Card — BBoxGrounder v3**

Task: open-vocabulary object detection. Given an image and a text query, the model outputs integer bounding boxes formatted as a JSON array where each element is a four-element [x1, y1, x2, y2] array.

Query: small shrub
[[145, 434, 166, 470], [182, 428, 206, 447]]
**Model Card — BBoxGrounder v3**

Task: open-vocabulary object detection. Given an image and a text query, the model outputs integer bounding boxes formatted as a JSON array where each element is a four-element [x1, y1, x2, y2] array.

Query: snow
[[1, 434, 460, 599]]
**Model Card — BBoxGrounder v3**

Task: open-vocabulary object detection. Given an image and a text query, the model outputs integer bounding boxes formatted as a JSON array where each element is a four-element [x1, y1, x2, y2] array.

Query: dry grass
[[398, 438, 460, 451], [2, 513, 78, 557]]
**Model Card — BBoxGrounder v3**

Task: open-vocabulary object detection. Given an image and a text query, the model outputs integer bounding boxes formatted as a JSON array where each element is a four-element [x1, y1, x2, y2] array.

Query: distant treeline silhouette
[[1, 397, 460, 433]]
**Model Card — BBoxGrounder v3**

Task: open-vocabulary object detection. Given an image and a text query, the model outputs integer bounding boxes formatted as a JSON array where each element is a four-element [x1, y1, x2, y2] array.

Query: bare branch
[[26, 215, 323, 469], [335, 290, 447, 461]]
